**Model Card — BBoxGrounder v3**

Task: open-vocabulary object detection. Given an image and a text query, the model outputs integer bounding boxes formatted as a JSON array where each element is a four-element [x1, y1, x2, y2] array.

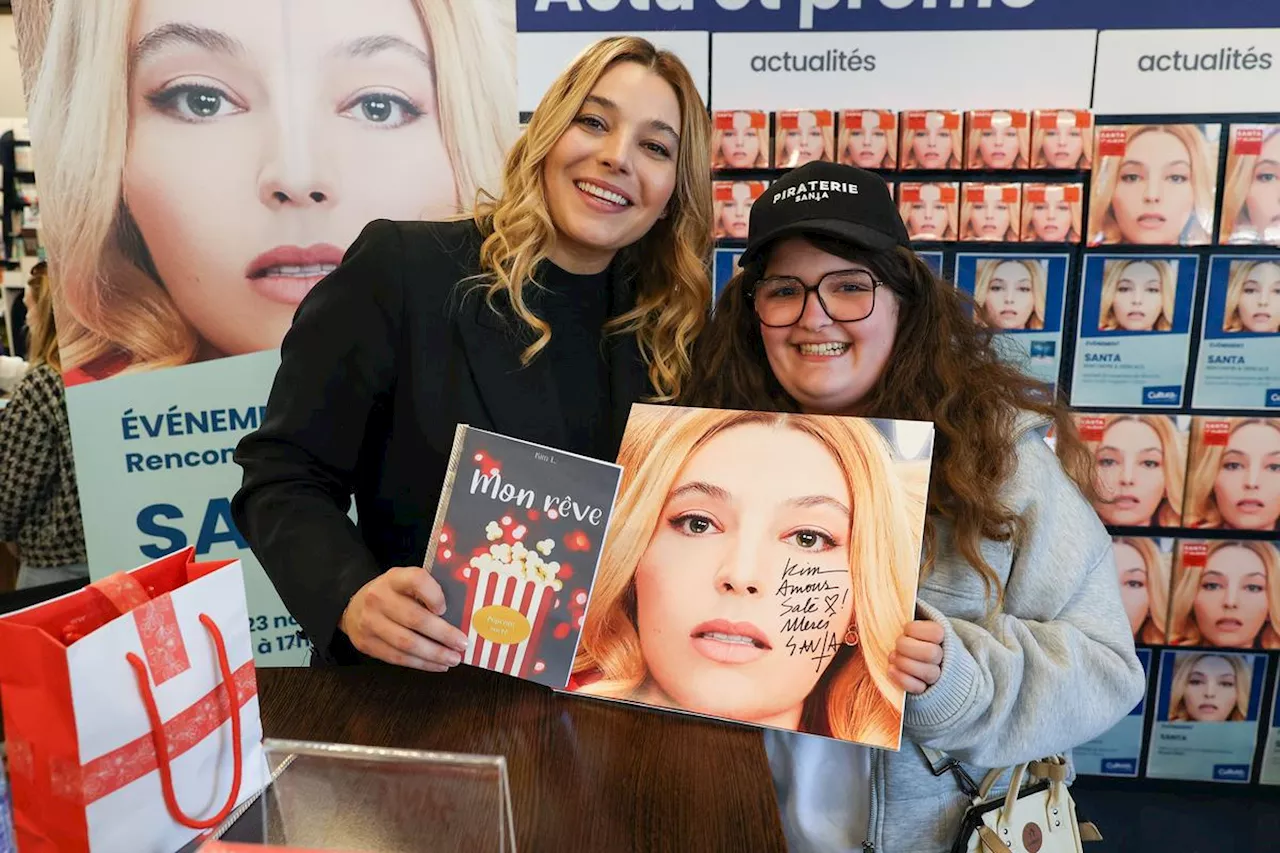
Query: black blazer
[[231, 218, 650, 664]]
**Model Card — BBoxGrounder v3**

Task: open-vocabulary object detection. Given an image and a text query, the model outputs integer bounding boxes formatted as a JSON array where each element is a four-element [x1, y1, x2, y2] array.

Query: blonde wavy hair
[[1223, 259, 1280, 333], [972, 258, 1047, 330], [1021, 188, 1083, 243], [24, 262, 62, 371], [1098, 259, 1177, 332], [572, 407, 924, 748], [838, 113, 898, 170], [1081, 414, 1187, 528], [19, 0, 516, 376], [1186, 418, 1280, 530], [1113, 536, 1171, 645], [472, 36, 712, 401], [1169, 541, 1280, 649], [966, 113, 1029, 169], [1168, 652, 1252, 722], [1219, 126, 1280, 245], [1088, 124, 1217, 246]]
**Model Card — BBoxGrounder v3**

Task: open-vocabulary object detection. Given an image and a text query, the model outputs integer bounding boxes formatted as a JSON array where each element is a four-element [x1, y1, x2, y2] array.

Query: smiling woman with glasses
[[682, 161, 1145, 853]]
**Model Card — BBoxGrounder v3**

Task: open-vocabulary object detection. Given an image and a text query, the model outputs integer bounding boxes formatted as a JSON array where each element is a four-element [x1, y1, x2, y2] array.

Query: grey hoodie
[[767, 412, 1148, 853]]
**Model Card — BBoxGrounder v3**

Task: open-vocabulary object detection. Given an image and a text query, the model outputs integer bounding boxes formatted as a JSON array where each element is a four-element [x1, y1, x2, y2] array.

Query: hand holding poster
[[568, 405, 934, 750]]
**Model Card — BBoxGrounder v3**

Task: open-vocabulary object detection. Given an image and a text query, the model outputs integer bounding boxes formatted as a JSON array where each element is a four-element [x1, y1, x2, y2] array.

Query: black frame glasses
[[749, 269, 883, 328]]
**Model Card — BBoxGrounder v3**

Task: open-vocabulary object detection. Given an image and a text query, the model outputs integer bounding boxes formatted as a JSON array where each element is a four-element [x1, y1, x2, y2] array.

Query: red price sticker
[[714, 111, 766, 130], [906, 110, 960, 130], [1181, 541, 1209, 568], [1077, 416, 1107, 441], [970, 110, 1028, 129], [1234, 126, 1265, 156], [1025, 184, 1080, 204], [1202, 420, 1232, 446], [1098, 128, 1128, 157], [777, 109, 832, 130], [843, 110, 893, 130]]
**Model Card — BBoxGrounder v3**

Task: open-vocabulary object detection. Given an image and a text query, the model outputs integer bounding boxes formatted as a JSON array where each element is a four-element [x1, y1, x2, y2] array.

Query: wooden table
[[256, 665, 789, 852]]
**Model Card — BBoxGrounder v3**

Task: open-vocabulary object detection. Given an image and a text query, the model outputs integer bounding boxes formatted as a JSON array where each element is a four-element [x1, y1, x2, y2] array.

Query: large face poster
[[14, 0, 518, 664], [569, 405, 934, 749]]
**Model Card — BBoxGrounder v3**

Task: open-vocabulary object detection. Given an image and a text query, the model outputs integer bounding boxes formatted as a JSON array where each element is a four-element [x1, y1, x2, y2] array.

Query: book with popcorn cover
[[424, 425, 623, 689]]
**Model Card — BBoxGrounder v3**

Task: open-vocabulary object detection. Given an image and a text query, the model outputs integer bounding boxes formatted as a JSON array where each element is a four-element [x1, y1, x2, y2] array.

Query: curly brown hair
[[681, 236, 1096, 608]]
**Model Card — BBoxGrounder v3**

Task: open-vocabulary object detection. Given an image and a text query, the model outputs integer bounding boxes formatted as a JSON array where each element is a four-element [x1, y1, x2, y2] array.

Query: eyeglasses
[[749, 269, 882, 328]]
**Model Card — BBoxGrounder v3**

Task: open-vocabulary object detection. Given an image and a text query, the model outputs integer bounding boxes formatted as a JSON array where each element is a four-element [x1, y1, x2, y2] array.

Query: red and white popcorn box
[[0, 548, 268, 853], [460, 526, 564, 679]]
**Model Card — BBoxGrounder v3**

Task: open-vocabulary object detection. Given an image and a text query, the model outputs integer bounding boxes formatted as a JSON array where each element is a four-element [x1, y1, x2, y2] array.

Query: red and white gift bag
[[0, 548, 268, 853]]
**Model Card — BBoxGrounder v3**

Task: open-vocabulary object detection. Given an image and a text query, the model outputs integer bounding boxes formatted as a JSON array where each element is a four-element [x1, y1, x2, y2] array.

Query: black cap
[[739, 161, 909, 270]]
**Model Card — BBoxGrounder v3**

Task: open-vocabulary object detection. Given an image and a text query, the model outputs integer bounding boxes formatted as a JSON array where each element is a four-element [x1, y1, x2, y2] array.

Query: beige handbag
[[922, 749, 1103, 853]]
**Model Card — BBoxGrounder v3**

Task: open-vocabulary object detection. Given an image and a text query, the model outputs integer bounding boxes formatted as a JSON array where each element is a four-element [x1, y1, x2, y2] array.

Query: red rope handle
[[126, 613, 244, 829]]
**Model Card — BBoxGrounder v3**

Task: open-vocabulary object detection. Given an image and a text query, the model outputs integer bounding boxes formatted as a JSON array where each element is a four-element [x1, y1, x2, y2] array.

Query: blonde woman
[[1169, 541, 1280, 650], [965, 111, 1028, 170], [901, 112, 962, 170], [960, 186, 1021, 242], [1080, 414, 1187, 527], [712, 110, 768, 170], [1167, 653, 1252, 723], [1111, 536, 1171, 644], [1098, 258, 1177, 332], [972, 258, 1047, 331], [1088, 124, 1217, 246], [1219, 125, 1280, 245], [1222, 259, 1280, 334], [1021, 184, 1083, 243], [1185, 418, 1280, 531], [20, 0, 517, 381], [571, 407, 923, 748], [898, 183, 958, 241], [233, 37, 714, 668], [1031, 112, 1093, 170], [838, 111, 897, 170], [774, 110, 834, 168]]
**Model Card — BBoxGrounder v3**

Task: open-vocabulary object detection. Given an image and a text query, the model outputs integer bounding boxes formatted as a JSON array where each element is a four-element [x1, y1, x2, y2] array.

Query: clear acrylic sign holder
[[197, 739, 516, 853]]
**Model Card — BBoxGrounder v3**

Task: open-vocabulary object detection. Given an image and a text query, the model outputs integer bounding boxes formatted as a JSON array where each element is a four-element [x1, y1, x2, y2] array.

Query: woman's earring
[[844, 625, 859, 647]]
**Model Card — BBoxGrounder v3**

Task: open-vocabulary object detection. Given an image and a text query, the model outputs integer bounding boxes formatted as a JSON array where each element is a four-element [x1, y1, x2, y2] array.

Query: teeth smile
[[259, 263, 338, 278], [798, 342, 850, 356], [700, 631, 764, 648], [576, 181, 631, 206]]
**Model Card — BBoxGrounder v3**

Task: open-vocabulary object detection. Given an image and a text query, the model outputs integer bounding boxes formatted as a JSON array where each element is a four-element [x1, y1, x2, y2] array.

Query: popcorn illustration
[[459, 519, 564, 679], [485, 521, 503, 541]]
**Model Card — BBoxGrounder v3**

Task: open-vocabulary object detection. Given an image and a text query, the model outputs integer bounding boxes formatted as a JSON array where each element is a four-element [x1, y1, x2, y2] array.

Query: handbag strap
[[126, 613, 244, 830]]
